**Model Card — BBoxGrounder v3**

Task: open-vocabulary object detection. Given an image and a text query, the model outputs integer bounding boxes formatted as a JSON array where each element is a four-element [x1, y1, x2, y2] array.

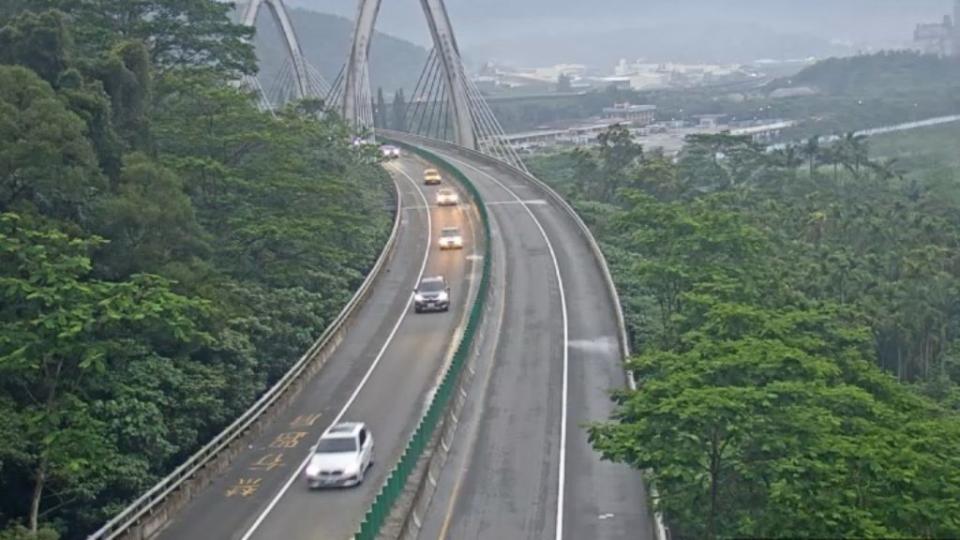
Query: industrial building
[[914, 0, 960, 56]]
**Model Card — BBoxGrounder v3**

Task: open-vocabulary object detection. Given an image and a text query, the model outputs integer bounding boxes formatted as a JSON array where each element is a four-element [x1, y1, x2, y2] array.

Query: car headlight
[[415, 293, 425, 302], [437, 291, 449, 302]]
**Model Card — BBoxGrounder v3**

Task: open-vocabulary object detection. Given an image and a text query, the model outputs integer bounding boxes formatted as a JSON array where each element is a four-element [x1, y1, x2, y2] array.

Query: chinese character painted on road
[[249, 453, 285, 472], [269, 431, 308, 449], [226, 478, 262, 498], [289, 413, 323, 428]]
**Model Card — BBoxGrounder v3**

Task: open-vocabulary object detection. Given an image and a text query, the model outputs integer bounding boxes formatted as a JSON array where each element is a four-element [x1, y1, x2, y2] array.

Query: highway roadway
[[404, 142, 656, 540], [156, 155, 482, 540]]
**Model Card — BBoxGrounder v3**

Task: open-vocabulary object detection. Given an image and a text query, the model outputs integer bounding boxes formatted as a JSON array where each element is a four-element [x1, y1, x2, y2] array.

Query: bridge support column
[[342, 0, 477, 149], [242, 0, 311, 100]]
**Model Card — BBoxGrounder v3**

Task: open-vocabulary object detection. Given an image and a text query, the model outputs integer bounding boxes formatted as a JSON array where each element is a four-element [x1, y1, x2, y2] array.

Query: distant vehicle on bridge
[[423, 168, 443, 185], [438, 227, 464, 250], [380, 144, 401, 159], [304, 422, 374, 488], [436, 188, 459, 206], [414, 276, 450, 312]]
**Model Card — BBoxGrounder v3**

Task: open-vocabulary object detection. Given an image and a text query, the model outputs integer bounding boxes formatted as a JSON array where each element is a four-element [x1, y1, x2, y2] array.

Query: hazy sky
[[286, 0, 952, 64]]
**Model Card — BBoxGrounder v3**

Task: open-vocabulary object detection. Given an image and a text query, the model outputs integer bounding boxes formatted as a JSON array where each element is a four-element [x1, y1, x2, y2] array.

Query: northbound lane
[[157, 155, 482, 540], [407, 143, 656, 540]]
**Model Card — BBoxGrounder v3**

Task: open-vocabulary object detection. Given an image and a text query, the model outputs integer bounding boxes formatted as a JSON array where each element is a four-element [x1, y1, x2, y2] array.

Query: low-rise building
[[602, 103, 657, 126], [913, 1, 960, 56], [695, 114, 727, 129]]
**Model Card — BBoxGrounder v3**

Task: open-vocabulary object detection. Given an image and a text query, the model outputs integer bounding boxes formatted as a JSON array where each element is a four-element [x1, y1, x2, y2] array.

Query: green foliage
[[770, 50, 960, 96], [0, 2, 392, 537], [0, 214, 211, 533], [0, 66, 105, 222], [532, 124, 960, 539], [0, 525, 59, 540]]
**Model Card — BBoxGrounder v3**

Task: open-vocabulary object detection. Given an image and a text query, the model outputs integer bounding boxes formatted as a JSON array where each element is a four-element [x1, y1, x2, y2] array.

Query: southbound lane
[[157, 155, 482, 540], [411, 144, 654, 540]]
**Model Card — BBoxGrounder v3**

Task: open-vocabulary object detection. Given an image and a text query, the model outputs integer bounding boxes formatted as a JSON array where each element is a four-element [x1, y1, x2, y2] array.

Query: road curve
[[156, 155, 482, 540], [402, 140, 655, 540]]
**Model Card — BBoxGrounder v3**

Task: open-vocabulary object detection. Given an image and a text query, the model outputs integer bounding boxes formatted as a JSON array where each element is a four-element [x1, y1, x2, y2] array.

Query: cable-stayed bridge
[[234, 0, 526, 171], [88, 2, 655, 539]]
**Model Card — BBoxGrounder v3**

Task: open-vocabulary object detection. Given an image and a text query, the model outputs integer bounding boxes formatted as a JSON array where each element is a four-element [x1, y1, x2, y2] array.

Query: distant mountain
[[767, 51, 960, 95], [473, 22, 852, 68], [253, 7, 429, 95], [288, 0, 946, 66]]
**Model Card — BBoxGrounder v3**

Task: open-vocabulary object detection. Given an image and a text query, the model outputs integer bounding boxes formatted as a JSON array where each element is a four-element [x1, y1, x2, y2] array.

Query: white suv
[[305, 422, 374, 488], [439, 227, 464, 250]]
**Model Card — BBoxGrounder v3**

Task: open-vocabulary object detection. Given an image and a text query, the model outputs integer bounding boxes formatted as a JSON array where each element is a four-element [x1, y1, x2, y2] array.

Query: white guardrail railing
[[380, 130, 670, 540], [88, 176, 404, 540]]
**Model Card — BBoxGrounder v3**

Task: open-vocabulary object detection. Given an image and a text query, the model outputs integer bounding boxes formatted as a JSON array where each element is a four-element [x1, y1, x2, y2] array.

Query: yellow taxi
[[423, 168, 443, 185]]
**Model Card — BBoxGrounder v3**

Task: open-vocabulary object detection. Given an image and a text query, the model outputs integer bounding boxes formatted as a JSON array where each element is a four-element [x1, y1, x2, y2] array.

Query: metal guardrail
[[88, 175, 404, 540], [353, 140, 492, 540], [379, 130, 669, 540]]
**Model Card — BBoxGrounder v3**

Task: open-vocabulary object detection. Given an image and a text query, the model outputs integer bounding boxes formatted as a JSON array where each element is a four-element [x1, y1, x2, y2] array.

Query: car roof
[[420, 276, 446, 285], [321, 422, 364, 438], [438, 188, 455, 193]]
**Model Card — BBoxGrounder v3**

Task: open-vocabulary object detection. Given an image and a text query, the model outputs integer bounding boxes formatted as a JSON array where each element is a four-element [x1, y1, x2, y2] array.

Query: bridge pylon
[[235, 0, 331, 109], [336, 0, 475, 149]]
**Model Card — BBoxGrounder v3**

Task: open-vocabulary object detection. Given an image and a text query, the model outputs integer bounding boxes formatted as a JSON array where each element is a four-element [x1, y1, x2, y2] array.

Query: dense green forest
[[0, 2, 391, 538], [871, 121, 960, 181], [530, 127, 960, 538]]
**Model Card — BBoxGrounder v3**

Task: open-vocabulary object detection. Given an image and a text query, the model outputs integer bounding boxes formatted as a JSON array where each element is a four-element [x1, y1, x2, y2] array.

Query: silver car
[[305, 422, 374, 488]]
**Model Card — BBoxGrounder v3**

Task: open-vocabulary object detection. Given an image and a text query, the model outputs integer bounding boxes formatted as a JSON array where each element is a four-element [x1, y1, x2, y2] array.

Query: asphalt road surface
[[157, 155, 482, 540], [405, 143, 655, 540]]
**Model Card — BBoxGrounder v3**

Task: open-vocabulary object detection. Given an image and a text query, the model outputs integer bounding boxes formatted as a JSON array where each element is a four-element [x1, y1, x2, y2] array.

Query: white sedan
[[438, 227, 464, 250], [436, 188, 460, 206], [305, 422, 374, 488], [380, 145, 401, 159]]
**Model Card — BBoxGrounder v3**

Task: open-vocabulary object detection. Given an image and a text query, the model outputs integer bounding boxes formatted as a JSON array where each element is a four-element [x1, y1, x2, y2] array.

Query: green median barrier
[[354, 140, 493, 540]]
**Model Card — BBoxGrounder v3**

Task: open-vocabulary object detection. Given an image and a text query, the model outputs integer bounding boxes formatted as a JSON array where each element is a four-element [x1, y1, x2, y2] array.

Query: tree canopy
[[531, 125, 960, 539], [0, 2, 392, 537]]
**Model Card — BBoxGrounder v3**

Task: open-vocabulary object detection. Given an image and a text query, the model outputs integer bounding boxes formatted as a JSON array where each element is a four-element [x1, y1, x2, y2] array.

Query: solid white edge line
[[441, 156, 569, 540], [240, 161, 433, 540]]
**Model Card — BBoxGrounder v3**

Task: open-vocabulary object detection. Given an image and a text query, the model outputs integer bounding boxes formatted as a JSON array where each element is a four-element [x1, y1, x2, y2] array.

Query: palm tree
[[773, 145, 803, 169], [839, 132, 869, 178], [801, 136, 820, 177], [867, 157, 903, 182]]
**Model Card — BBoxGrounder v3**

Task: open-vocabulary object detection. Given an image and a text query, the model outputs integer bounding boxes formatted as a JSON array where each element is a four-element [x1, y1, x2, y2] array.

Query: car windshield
[[315, 437, 357, 453], [441, 228, 460, 238], [439, 190, 455, 196], [419, 280, 445, 293]]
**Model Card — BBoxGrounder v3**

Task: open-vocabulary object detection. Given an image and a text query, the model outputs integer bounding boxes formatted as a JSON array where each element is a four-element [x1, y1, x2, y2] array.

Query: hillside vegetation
[[770, 50, 960, 95], [253, 7, 429, 95], [531, 127, 960, 539], [0, 2, 391, 538]]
